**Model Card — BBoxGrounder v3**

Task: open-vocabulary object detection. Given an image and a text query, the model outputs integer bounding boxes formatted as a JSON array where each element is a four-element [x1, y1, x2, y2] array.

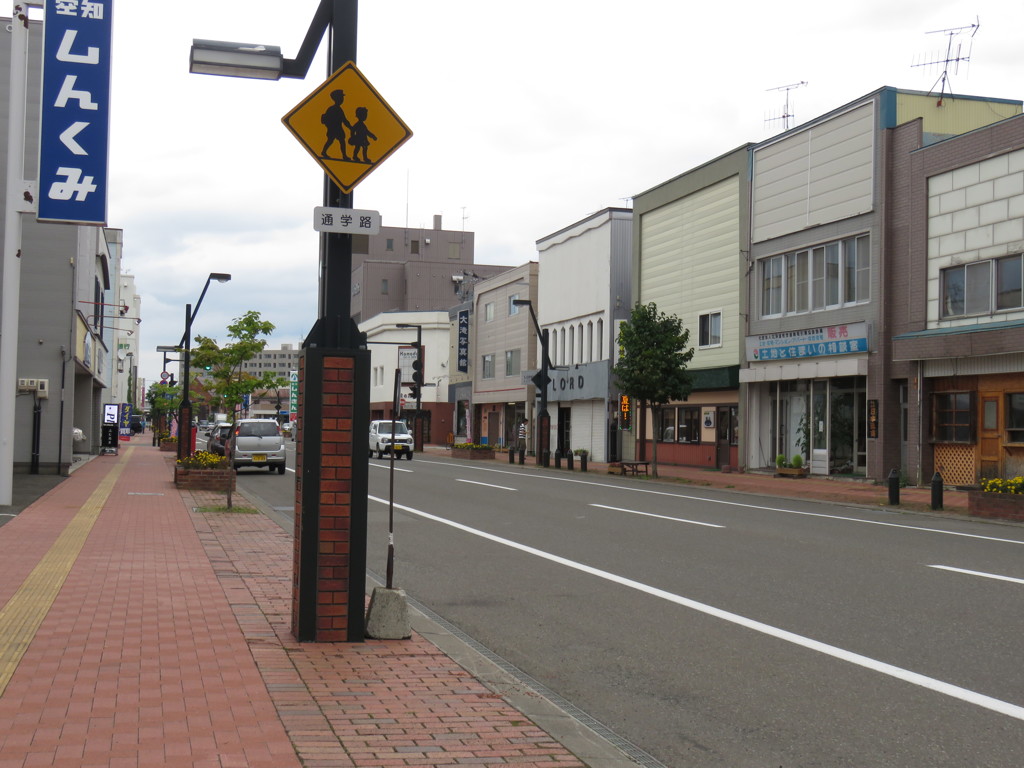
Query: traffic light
[[411, 349, 423, 387], [408, 385, 420, 401]]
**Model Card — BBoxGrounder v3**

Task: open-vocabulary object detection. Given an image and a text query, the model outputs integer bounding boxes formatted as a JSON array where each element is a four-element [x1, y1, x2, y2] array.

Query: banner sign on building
[[619, 394, 632, 431], [457, 310, 469, 373], [289, 370, 298, 422], [38, 0, 113, 224], [118, 402, 131, 441], [746, 322, 869, 362]]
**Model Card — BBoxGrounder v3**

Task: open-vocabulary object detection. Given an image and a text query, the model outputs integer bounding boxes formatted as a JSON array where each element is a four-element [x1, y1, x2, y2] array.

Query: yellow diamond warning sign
[[282, 62, 412, 194]]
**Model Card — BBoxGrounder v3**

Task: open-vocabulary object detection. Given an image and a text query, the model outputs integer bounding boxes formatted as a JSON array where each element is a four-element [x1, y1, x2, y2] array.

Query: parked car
[[231, 418, 286, 473], [368, 419, 414, 459], [207, 423, 233, 456], [129, 415, 144, 434]]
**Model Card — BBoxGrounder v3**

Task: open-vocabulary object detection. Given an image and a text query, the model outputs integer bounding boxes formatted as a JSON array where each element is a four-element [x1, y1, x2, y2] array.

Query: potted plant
[[775, 453, 808, 478], [159, 432, 177, 452], [968, 476, 1024, 521], [174, 450, 236, 494], [451, 442, 496, 460]]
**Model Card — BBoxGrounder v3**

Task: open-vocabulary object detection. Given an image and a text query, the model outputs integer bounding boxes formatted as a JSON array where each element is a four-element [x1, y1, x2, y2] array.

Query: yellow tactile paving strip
[[0, 448, 128, 696]]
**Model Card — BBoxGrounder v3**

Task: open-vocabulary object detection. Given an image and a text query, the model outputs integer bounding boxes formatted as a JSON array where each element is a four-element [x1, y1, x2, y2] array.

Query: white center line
[[928, 565, 1024, 585], [591, 503, 724, 528], [456, 479, 517, 491], [369, 494, 1024, 723]]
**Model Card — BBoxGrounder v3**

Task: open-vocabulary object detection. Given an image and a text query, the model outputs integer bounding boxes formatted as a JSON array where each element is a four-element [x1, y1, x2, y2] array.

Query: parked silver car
[[231, 419, 286, 473], [369, 419, 413, 459]]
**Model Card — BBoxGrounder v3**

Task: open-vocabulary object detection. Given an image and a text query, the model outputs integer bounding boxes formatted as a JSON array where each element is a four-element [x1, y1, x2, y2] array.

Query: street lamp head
[[189, 39, 283, 80], [156, 345, 179, 353], [209, 272, 232, 283]]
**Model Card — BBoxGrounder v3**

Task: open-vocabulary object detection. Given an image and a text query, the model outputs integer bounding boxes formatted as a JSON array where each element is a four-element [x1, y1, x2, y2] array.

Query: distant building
[[239, 343, 301, 380], [350, 214, 510, 323]]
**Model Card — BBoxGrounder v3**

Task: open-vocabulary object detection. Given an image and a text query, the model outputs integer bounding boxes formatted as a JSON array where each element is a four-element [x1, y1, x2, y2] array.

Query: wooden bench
[[619, 461, 650, 476]]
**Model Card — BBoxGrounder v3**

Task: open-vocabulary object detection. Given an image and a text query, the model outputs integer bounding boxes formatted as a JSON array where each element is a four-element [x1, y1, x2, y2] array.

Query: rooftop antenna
[[765, 81, 807, 132], [911, 18, 979, 106]]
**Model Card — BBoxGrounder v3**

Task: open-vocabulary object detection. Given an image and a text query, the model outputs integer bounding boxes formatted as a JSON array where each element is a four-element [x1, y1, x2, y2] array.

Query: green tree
[[188, 311, 287, 419], [146, 381, 181, 438], [612, 302, 694, 478]]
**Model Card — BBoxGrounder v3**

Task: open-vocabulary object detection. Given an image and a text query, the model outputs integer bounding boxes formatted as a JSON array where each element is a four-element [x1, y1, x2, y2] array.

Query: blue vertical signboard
[[38, 0, 113, 224]]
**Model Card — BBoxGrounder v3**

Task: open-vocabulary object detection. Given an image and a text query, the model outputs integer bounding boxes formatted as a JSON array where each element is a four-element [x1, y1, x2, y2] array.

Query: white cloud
[[108, 0, 1022, 382]]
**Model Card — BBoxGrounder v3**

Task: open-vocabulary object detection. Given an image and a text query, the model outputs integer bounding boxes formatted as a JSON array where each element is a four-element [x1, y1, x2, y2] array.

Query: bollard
[[580, 453, 588, 472], [509, 447, 515, 464], [554, 451, 562, 470], [567, 452, 574, 471], [931, 472, 944, 511], [518, 448, 525, 465], [887, 468, 900, 506]]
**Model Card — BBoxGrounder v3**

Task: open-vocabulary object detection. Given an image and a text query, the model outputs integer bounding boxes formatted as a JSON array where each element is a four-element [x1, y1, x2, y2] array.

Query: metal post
[[177, 303, 193, 463], [931, 472, 944, 511], [887, 468, 900, 506]]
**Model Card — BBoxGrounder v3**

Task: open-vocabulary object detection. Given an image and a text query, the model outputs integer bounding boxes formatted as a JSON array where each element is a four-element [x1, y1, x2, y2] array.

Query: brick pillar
[[293, 347, 370, 642]]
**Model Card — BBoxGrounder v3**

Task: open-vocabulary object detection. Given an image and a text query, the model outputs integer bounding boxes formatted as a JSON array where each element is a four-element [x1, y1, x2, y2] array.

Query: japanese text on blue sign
[[38, 0, 112, 224]]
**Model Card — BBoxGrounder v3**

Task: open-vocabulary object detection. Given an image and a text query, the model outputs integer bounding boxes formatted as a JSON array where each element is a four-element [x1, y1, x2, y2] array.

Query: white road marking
[[418, 459, 1024, 546], [455, 479, 517, 491], [369, 494, 1024, 723], [929, 565, 1024, 585], [590, 503, 724, 528], [368, 462, 412, 473]]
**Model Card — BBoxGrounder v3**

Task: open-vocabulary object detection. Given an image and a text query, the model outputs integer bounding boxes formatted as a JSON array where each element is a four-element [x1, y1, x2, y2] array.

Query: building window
[[559, 328, 566, 365], [482, 354, 495, 379], [508, 294, 520, 315], [1008, 394, 1024, 443], [484, 302, 495, 322], [596, 318, 603, 361], [586, 321, 593, 363], [659, 406, 701, 443], [941, 254, 1024, 317], [381, 279, 389, 295], [761, 234, 869, 317], [411, 240, 420, 255], [505, 348, 521, 376], [698, 312, 722, 348], [932, 392, 974, 443], [578, 323, 584, 362], [386, 238, 394, 251], [568, 326, 575, 364]]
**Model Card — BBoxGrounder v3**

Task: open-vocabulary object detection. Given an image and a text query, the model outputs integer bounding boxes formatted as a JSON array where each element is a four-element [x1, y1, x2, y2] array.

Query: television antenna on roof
[[765, 81, 807, 132], [911, 17, 980, 106]]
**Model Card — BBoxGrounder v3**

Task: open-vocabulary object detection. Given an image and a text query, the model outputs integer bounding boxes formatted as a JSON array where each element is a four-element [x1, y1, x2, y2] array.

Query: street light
[[177, 272, 231, 462], [512, 300, 552, 467], [189, 1, 369, 643], [396, 324, 422, 451]]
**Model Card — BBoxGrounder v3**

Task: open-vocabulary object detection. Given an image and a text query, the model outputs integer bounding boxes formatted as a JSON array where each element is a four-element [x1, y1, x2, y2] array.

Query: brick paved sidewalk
[[0, 439, 593, 768]]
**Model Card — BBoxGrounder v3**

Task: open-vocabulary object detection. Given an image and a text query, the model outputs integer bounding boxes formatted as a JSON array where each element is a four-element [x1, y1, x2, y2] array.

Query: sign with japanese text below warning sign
[[282, 62, 412, 194]]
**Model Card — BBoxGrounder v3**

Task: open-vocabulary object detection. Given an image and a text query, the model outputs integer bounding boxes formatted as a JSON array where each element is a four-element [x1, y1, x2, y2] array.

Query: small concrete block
[[365, 586, 411, 639]]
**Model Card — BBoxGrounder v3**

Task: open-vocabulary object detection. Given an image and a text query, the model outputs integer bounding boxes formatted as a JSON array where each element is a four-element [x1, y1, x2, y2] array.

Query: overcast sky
[[103, 0, 1023, 384]]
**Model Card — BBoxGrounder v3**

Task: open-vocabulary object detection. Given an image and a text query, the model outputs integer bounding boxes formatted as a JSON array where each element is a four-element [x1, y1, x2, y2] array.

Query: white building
[[536, 208, 632, 463]]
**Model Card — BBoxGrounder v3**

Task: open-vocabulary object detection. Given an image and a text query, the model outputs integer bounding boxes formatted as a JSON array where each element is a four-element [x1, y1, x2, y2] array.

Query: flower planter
[[159, 440, 177, 453], [451, 447, 495, 460], [774, 467, 808, 478], [174, 466, 236, 492], [967, 490, 1024, 521]]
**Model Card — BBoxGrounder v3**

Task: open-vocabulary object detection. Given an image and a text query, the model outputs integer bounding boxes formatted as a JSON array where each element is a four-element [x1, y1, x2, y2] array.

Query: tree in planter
[[612, 302, 694, 478], [188, 311, 287, 421]]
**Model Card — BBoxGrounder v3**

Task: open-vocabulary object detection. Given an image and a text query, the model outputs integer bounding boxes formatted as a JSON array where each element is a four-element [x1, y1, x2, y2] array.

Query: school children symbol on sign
[[282, 61, 412, 193]]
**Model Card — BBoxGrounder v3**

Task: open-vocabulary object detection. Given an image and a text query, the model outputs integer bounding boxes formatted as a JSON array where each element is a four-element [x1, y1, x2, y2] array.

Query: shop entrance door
[[557, 407, 572, 457], [810, 381, 829, 475]]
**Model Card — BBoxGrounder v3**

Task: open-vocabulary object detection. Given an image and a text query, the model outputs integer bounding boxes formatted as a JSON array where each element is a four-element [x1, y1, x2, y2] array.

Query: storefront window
[[933, 392, 974, 443], [1007, 394, 1024, 443]]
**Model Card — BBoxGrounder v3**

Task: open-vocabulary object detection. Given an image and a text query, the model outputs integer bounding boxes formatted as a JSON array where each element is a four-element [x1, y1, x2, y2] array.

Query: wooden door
[[979, 393, 1001, 480]]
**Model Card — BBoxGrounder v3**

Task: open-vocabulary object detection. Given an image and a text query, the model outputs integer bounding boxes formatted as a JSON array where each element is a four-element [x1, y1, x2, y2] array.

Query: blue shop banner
[[746, 322, 869, 362], [38, 0, 113, 224]]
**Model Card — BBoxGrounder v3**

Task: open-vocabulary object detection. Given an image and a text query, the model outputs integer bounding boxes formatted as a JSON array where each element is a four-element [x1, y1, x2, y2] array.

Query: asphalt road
[[361, 454, 1024, 768]]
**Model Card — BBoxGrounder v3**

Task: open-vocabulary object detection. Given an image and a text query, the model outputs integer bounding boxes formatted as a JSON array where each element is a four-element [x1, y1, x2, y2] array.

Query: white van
[[231, 418, 286, 473]]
